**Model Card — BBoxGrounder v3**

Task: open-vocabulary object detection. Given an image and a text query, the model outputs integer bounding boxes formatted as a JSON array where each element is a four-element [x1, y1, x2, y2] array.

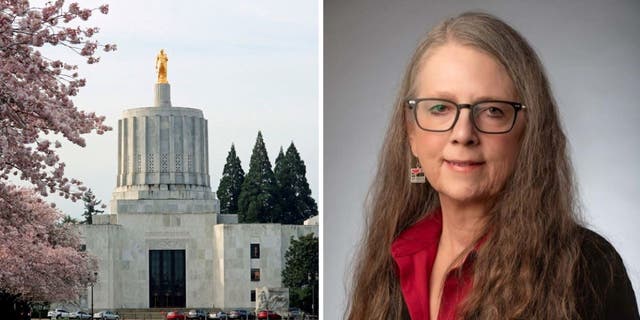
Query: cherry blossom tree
[[0, 0, 114, 313], [0, 0, 115, 201], [0, 184, 97, 302]]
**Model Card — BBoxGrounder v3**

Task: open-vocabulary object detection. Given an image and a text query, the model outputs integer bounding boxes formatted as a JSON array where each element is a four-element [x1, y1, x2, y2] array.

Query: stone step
[[114, 308, 209, 320]]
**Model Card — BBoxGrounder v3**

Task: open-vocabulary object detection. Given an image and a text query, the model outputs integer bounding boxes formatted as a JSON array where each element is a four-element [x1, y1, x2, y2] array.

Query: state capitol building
[[78, 64, 317, 311]]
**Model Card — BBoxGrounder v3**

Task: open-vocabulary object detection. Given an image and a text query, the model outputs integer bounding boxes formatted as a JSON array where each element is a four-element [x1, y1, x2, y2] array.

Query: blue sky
[[46, 0, 319, 219]]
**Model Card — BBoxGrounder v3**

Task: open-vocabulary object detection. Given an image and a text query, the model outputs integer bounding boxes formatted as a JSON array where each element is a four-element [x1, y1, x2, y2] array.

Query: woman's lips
[[444, 159, 485, 172]]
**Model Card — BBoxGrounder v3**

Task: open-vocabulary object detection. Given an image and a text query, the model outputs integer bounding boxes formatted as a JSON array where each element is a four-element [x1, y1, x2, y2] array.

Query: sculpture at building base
[[256, 287, 289, 315]]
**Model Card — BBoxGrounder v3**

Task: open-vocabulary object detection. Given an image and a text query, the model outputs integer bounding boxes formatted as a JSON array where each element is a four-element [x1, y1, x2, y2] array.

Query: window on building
[[251, 268, 261, 282], [251, 243, 260, 259], [251, 290, 256, 302], [80, 244, 86, 252]]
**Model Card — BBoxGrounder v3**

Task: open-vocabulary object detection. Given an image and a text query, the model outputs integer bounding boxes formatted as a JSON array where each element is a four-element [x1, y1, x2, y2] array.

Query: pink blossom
[[80, 42, 97, 56], [0, 185, 97, 301], [42, 6, 57, 21], [79, 9, 92, 21], [68, 3, 80, 15], [1, 2, 115, 302]]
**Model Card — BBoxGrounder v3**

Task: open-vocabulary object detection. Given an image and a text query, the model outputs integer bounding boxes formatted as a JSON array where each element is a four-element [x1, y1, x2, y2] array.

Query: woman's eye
[[485, 106, 505, 117], [428, 104, 450, 114]]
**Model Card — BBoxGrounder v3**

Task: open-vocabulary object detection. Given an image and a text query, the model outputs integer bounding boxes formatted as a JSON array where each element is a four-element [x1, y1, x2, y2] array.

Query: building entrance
[[149, 250, 186, 308]]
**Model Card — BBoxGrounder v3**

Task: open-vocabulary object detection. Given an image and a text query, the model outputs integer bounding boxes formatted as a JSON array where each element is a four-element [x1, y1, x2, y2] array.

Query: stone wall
[[212, 224, 318, 309], [78, 224, 123, 309], [81, 219, 318, 309]]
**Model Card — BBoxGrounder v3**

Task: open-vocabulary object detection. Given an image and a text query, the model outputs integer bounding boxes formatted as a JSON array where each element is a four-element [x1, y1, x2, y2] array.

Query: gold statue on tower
[[155, 49, 168, 83]]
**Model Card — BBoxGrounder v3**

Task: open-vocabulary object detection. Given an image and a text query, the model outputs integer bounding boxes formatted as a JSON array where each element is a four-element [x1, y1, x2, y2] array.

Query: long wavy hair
[[346, 12, 588, 319]]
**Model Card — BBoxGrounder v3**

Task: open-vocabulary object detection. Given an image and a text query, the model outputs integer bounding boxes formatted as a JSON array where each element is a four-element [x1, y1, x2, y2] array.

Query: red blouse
[[391, 209, 480, 320]]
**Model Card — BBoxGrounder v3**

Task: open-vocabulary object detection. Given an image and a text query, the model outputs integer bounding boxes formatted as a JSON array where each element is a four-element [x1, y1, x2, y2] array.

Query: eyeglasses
[[406, 98, 526, 134]]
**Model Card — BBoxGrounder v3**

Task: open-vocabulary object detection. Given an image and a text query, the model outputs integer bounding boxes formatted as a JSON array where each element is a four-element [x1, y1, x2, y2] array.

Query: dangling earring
[[410, 159, 426, 184]]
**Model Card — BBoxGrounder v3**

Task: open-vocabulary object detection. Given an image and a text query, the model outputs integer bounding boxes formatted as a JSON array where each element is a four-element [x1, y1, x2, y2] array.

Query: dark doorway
[[149, 250, 186, 308]]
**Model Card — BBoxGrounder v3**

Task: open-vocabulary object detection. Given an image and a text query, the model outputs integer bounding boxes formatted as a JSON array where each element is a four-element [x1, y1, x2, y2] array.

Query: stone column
[[154, 83, 171, 107]]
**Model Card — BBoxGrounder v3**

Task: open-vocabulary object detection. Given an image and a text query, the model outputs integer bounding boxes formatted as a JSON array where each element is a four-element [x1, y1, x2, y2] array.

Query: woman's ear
[[407, 124, 419, 158]]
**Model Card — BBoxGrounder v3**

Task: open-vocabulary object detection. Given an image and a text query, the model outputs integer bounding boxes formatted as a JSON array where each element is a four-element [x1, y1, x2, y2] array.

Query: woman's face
[[408, 42, 526, 206]]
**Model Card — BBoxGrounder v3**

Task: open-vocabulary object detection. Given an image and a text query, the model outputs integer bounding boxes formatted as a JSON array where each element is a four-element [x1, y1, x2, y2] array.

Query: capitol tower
[[110, 56, 219, 219]]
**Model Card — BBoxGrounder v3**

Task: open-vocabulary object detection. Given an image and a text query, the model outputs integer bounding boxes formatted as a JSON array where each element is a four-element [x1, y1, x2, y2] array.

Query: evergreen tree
[[282, 233, 319, 314], [82, 189, 104, 225], [238, 131, 281, 223], [217, 144, 245, 214], [61, 215, 79, 224], [274, 146, 286, 178], [276, 142, 318, 224], [275, 145, 295, 223]]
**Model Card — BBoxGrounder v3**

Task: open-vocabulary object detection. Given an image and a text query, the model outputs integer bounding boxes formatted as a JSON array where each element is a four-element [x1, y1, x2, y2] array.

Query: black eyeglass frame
[[406, 98, 527, 134]]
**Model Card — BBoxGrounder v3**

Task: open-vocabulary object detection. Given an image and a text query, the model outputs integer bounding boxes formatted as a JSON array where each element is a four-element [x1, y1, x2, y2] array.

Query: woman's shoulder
[[575, 226, 639, 319], [578, 227, 626, 270]]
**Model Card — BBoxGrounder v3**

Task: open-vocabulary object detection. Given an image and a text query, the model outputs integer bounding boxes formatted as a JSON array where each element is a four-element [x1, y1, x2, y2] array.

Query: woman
[[346, 12, 639, 320]]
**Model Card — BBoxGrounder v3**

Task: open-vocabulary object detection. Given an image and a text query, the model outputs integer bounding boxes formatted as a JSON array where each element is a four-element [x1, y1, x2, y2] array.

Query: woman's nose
[[449, 109, 479, 146]]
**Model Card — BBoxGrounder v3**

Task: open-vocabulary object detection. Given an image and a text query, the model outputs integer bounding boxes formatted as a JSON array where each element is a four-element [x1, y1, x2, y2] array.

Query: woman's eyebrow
[[422, 91, 507, 102], [418, 91, 457, 100], [472, 95, 508, 102]]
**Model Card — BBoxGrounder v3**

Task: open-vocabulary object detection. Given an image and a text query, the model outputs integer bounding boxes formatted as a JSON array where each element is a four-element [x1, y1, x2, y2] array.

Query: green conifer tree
[[217, 144, 245, 214], [275, 144, 295, 223], [274, 146, 286, 178], [238, 131, 281, 223], [276, 142, 318, 224], [62, 215, 79, 224], [274, 146, 288, 220], [82, 189, 104, 225]]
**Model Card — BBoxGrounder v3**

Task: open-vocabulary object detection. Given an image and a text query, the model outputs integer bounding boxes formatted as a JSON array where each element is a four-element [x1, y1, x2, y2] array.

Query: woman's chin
[[436, 185, 492, 205]]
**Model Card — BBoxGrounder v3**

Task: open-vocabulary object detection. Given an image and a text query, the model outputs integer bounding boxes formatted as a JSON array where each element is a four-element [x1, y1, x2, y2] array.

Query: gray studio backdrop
[[324, 0, 640, 318]]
